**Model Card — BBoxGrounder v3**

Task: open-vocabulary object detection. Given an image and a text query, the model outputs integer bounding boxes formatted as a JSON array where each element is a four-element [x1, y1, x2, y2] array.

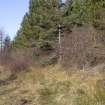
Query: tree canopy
[[14, 0, 62, 50], [13, 0, 105, 49]]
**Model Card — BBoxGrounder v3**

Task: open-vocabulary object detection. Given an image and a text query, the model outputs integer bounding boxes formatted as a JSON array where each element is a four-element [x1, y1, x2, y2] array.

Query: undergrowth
[[0, 65, 105, 105]]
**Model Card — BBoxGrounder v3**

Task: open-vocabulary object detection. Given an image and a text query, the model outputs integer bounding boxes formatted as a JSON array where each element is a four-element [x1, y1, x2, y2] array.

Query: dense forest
[[12, 0, 105, 68], [14, 0, 105, 49]]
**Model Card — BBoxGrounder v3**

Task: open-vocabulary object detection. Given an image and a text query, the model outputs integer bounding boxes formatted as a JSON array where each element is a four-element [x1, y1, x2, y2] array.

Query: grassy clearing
[[0, 65, 105, 105]]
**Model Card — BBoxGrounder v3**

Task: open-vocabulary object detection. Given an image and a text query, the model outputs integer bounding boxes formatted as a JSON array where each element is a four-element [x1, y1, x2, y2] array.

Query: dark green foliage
[[14, 0, 105, 48], [14, 0, 61, 50], [13, 0, 105, 65], [63, 0, 105, 28]]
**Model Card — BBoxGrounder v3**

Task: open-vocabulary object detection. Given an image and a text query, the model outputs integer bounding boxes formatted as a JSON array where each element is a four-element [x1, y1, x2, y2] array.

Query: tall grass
[[0, 65, 105, 105], [16, 66, 105, 105]]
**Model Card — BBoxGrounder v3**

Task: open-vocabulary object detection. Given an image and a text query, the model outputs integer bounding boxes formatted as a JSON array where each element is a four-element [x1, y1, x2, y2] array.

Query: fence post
[[58, 24, 62, 64]]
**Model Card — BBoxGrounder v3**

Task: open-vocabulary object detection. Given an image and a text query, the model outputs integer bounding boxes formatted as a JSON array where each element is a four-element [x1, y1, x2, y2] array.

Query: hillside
[[0, 66, 105, 105], [0, 0, 105, 105]]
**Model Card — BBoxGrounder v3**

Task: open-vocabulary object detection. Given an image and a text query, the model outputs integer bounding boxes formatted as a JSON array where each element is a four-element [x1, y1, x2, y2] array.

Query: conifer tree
[[14, 0, 105, 49], [64, 0, 105, 27], [14, 0, 62, 50]]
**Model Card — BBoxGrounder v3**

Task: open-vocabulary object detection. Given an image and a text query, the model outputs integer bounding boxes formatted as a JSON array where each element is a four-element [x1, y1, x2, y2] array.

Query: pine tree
[[63, 0, 105, 27], [14, 0, 62, 50]]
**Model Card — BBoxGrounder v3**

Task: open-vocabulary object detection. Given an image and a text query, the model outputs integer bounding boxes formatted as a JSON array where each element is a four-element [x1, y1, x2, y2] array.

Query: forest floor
[[0, 65, 105, 105]]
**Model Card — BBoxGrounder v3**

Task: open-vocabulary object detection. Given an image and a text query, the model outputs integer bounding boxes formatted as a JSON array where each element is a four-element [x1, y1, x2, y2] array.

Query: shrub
[[1, 49, 33, 73]]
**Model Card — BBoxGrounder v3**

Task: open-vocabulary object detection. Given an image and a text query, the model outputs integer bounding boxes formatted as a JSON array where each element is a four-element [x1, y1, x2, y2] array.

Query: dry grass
[[0, 65, 105, 105]]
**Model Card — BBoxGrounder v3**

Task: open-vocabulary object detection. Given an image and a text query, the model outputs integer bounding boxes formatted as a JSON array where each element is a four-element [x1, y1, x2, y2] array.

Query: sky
[[0, 0, 29, 39], [62, 0, 66, 3], [0, 0, 66, 40]]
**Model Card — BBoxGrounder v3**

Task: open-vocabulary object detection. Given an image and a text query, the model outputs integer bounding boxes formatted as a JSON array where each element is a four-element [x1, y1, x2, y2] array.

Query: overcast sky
[[0, 0, 66, 39]]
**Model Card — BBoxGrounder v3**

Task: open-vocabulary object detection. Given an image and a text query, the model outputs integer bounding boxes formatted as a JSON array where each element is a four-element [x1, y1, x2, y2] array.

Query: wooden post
[[58, 24, 62, 64]]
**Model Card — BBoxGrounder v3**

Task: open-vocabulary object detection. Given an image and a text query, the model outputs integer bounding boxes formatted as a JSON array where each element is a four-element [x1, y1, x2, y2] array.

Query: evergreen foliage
[[63, 0, 105, 27], [14, 0, 62, 50], [14, 0, 105, 50]]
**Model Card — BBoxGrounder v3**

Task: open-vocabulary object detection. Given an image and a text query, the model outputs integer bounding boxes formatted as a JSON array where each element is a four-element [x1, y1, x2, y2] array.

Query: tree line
[[13, 0, 105, 49], [1, 0, 105, 68]]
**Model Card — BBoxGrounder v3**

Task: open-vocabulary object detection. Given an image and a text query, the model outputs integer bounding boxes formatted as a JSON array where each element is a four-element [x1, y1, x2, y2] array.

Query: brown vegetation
[[0, 66, 105, 105], [62, 25, 105, 69]]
